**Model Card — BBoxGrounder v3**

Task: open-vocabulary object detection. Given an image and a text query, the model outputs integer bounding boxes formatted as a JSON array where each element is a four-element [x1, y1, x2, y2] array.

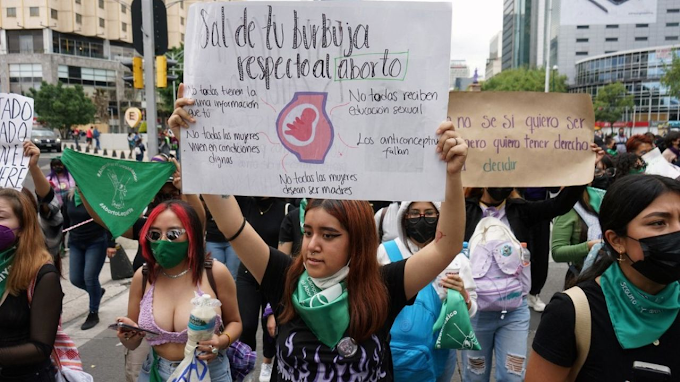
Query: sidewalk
[[60, 140, 149, 161]]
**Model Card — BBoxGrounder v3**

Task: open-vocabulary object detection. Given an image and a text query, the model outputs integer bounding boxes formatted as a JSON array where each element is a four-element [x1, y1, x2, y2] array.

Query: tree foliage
[[593, 82, 634, 125], [482, 67, 568, 92], [28, 82, 96, 138], [661, 55, 680, 100], [158, 45, 184, 115]]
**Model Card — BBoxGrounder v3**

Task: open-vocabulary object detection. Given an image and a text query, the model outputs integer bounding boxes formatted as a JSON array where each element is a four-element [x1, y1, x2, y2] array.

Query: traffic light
[[156, 55, 179, 88], [121, 57, 144, 89]]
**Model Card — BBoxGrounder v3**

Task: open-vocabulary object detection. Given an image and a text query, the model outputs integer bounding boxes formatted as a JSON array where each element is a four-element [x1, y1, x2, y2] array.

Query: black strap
[[140, 259, 217, 299], [378, 207, 388, 240]]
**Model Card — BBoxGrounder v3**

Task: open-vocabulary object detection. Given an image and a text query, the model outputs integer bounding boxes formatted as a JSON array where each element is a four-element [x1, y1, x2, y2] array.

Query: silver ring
[[211, 346, 219, 355]]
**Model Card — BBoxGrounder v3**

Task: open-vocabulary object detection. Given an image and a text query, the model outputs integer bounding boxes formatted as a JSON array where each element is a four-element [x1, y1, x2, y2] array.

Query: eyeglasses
[[407, 210, 439, 224], [594, 167, 616, 178], [146, 228, 186, 242]]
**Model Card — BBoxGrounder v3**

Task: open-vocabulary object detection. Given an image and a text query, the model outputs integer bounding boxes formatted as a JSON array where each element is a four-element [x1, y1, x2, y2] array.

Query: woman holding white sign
[[170, 87, 469, 382]]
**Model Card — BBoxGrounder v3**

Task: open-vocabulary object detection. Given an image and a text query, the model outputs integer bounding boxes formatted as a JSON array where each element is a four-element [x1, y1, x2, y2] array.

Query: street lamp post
[[551, 65, 558, 92]]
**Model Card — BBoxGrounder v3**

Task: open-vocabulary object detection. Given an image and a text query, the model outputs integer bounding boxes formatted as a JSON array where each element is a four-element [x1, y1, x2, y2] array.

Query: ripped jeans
[[462, 298, 530, 382]]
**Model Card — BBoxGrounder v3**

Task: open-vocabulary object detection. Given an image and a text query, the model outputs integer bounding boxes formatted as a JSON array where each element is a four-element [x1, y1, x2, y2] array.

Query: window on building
[[99, 18, 105, 28], [668, 9, 680, 13], [122, 22, 127, 32], [636, 24, 649, 28], [606, 24, 619, 29], [577, 38, 589, 42], [9, 63, 43, 94], [605, 37, 618, 42], [635, 37, 648, 41], [7, 8, 16, 17], [99, 0, 104, 9], [667, 36, 680, 41], [76, 13, 82, 24], [30, 7, 39, 17], [121, 4, 126, 13], [605, 51, 616, 54], [181, 33, 185, 41], [180, 1, 183, 9], [576, 25, 589, 29], [576, 52, 588, 56], [668, 22, 680, 27], [180, 17, 184, 26], [75, 0, 81, 4], [51, 9, 58, 19]]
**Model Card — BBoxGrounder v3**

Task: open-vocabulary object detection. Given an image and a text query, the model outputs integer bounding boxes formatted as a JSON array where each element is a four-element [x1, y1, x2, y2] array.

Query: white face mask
[[305, 263, 350, 290]]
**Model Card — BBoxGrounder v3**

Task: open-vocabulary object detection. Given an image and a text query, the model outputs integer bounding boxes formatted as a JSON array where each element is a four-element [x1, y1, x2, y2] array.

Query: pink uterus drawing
[[276, 92, 334, 164]]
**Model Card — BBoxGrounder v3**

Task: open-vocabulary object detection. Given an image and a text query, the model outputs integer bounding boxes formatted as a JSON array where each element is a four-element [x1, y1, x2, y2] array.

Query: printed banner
[[447, 92, 595, 187], [61, 149, 175, 237], [0, 93, 33, 190], [181, 2, 452, 201]]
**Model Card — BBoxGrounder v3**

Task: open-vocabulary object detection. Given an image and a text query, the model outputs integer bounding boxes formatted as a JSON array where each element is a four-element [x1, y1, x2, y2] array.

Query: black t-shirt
[[261, 247, 413, 382], [238, 197, 289, 248], [64, 197, 108, 244], [278, 207, 302, 257], [0, 264, 63, 373], [532, 280, 680, 381]]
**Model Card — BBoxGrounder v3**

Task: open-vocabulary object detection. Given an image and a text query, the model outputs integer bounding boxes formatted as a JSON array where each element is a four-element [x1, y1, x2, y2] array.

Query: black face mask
[[52, 166, 64, 173], [591, 175, 612, 190], [487, 188, 513, 202], [406, 217, 438, 244], [626, 231, 680, 285]]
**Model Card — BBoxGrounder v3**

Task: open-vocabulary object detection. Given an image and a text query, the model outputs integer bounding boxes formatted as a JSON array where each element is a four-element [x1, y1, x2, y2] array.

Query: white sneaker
[[259, 363, 273, 382], [528, 294, 546, 312]]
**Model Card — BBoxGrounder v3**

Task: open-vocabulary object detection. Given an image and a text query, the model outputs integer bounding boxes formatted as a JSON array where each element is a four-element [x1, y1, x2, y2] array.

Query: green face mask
[[150, 240, 189, 269]]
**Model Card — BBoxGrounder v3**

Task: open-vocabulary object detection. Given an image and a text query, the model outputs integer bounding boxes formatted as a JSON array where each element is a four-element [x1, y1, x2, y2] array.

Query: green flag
[[61, 149, 175, 237]]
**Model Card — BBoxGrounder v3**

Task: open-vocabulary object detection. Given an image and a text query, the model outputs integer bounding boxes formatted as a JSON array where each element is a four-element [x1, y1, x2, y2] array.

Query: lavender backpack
[[468, 217, 531, 313]]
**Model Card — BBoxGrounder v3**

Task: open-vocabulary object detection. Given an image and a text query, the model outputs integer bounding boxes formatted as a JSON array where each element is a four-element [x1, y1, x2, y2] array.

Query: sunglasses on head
[[146, 228, 186, 242]]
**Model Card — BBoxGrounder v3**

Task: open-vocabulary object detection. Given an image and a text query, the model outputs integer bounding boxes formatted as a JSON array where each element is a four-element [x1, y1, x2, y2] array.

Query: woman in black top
[[63, 187, 113, 331], [528, 175, 680, 381], [194, 121, 468, 381], [0, 188, 63, 381]]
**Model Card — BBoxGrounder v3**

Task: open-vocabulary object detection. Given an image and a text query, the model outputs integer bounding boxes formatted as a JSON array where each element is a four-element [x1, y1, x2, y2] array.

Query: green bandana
[[601, 263, 680, 349], [0, 247, 16, 299], [292, 270, 350, 348], [606, 148, 618, 157], [150, 348, 162, 382], [61, 149, 175, 237], [74, 188, 82, 207], [586, 187, 606, 214], [299, 198, 307, 234], [433, 289, 481, 350]]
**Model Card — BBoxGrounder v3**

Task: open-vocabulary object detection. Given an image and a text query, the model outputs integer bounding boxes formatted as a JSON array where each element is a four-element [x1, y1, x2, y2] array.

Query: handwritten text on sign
[[0, 94, 33, 190], [181, 2, 452, 201], [447, 92, 594, 187]]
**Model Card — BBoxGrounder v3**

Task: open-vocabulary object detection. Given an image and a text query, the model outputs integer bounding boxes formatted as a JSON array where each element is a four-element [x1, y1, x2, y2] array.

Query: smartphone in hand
[[108, 322, 159, 336]]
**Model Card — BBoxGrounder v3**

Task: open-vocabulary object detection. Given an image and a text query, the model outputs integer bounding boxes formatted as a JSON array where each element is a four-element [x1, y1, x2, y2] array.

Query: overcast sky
[[450, 1, 503, 78]]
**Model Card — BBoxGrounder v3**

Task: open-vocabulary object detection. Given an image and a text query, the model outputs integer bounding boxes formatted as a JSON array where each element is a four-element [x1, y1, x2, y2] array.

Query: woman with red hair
[[116, 200, 242, 382], [625, 134, 654, 157], [194, 121, 467, 381]]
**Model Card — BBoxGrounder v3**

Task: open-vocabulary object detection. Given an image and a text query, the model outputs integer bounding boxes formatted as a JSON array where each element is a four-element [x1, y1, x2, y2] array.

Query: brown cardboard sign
[[448, 91, 595, 187]]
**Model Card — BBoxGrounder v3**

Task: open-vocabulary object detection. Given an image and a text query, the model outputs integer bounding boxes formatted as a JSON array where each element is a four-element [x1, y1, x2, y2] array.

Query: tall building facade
[[0, 0, 203, 131], [449, 60, 470, 90], [486, 31, 503, 79], [502, 0, 548, 70]]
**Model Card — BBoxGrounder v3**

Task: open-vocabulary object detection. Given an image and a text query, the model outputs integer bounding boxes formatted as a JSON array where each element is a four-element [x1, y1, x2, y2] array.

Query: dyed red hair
[[625, 134, 654, 153], [139, 200, 205, 284], [278, 199, 388, 343]]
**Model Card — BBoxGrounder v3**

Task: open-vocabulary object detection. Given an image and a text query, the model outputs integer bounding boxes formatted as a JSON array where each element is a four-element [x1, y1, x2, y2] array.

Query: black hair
[[613, 153, 643, 183], [600, 155, 614, 169], [665, 131, 680, 149], [604, 136, 615, 146], [574, 175, 680, 285]]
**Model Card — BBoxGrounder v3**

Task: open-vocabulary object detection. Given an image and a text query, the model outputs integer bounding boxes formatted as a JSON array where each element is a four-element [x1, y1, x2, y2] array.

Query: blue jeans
[[206, 241, 240, 280], [69, 237, 107, 312], [462, 299, 530, 382], [437, 350, 457, 382], [138, 350, 232, 382]]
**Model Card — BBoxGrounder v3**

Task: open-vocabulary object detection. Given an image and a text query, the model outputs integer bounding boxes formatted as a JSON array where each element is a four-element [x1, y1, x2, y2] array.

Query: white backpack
[[468, 217, 531, 313]]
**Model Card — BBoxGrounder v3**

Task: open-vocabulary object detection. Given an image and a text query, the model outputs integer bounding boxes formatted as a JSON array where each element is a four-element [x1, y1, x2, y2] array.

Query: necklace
[[162, 268, 190, 279], [258, 202, 273, 215]]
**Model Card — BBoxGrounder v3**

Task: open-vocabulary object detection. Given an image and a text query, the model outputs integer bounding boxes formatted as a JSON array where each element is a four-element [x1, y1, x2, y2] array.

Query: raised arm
[[24, 141, 51, 198], [403, 121, 467, 300], [169, 157, 206, 230]]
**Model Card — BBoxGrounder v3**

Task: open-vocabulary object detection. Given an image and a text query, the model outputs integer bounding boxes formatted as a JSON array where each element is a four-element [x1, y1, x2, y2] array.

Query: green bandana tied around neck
[[600, 263, 680, 349], [0, 247, 16, 299], [433, 289, 481, 350], [292, 270, 350, 349], [586, 187, 606, 214], [74, 188, 82, 207], [61, 149, 175, 237]]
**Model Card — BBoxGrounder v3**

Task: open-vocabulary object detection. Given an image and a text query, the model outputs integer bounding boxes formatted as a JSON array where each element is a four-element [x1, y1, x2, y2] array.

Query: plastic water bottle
[[520, 242, 531, 266], [461, 242, 470, 258]]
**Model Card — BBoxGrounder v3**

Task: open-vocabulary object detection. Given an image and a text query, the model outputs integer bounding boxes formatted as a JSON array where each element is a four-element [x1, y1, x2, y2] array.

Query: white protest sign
[[181, 2, 452, 201], [0, 94, 33, 190]]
